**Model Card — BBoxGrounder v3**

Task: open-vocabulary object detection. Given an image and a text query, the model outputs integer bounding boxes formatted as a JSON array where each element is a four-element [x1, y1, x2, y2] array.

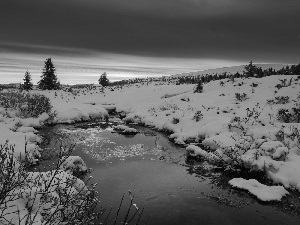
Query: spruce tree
[[98, 72, 109, 87], [23, 70, 33, 91], [38, 58, 60, 90], [244, 60, 257, 78], [194, 80, 203, 93]]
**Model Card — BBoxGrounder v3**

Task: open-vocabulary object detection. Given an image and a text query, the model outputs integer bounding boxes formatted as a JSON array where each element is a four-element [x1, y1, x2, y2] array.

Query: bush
[[275, 78, 293, 89], [0, 143, 146, 225], [172, 117, 180, 124], [267, 96, 290, 105], [0, 143, 100, 225], [148, 103, 180, 117], [193, 110, 203, 122], [277, 108, 292, 123], [277, 106, 300, 123], [0, 92, 52, 118], [235, 93, 248, 101]]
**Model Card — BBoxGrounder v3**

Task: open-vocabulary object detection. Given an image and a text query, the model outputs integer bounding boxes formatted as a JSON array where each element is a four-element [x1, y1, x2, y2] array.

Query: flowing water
[[36, 119, 300, 225]]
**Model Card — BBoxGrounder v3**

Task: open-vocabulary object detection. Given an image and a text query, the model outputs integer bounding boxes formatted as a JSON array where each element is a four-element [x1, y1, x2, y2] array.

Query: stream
[[34, 118, 300, 225]]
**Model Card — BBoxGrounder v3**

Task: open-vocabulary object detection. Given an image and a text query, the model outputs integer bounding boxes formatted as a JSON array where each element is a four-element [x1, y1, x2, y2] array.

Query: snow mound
[[229, 178, 289, 201], [113, 124, 138, 134], [202, 132, 237, 150], [186, 145, 208, 157], [59, 156, 88, 174], [267, 153, 300, 190]]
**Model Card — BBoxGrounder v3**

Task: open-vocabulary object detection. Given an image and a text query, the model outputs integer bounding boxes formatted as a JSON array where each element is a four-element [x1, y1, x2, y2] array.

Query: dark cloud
[[1, 0, 300, 63]]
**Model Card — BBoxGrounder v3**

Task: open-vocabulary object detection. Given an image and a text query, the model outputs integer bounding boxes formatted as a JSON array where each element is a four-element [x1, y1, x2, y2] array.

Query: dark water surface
[[36, 121, 300, 225]]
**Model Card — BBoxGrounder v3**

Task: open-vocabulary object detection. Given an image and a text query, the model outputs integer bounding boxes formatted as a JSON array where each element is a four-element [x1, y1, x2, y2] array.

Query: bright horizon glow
[[0, 50, 244, 85]]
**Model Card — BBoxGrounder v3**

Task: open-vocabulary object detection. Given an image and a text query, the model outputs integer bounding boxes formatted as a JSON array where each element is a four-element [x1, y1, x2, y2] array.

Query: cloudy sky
[[1, 0, 299, 84]]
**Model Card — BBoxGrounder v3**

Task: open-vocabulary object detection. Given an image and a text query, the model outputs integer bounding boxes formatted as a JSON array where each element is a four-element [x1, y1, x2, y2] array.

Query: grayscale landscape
[[1, 1, 300, 224]]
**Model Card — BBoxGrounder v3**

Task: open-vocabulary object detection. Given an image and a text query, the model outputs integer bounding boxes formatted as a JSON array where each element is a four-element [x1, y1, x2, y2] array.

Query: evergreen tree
[[194, 80, 203, 93], [98, 72, 109, 87], [22, 70, 33, 91], [244, 60, 257, 78], [38, 58, 60, 90]]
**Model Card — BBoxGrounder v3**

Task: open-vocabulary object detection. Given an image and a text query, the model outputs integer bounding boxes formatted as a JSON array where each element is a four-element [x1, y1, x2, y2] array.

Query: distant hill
[[171, 63, 289, 77]]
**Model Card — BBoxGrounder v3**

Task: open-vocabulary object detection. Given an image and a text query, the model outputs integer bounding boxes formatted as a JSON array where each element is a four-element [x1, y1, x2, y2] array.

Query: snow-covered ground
[[1, 74, 300, 223]]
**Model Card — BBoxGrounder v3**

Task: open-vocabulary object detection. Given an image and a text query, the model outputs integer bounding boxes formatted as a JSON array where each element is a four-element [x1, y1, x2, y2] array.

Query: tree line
[[109, 61, 300, 87], [20, 58, 110, 91], [18, 59, 300, 91]]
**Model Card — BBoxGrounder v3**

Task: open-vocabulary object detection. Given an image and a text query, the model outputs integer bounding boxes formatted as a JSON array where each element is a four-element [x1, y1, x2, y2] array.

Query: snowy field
[[1, 74, 300, 224]]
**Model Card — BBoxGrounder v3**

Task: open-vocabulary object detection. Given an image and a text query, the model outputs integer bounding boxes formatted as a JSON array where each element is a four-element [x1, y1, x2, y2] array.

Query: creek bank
[[34, 118, 300, 222]]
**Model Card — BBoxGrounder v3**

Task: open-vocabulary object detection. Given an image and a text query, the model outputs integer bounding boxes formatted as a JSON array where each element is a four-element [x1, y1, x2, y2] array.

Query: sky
[[1, 0, 300, 84]]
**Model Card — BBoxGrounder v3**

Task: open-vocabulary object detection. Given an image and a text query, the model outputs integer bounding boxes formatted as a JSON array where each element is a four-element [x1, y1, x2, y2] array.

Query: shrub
[[277, 108, 292, 123], [244, 104, 262, 125], [251, 82, 258, 87], [0, 92, 52, 118], [0, 143, 99, 225], [277, 105, 300, 123], [235, 93, 248, 101], [193, 110, 203, 122], [157, 103, 180, 111], [267, 96, 290, 105], [229, 104, 263, 129], [275, 78, 293, 89], [172, 117, 180, 124], [0, 143, 146, 225], [292, 103, 300, 123], [21, 93, 52, 118]]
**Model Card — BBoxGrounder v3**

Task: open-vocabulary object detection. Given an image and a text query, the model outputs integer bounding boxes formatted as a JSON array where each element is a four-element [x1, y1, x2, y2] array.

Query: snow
[[267, 153, 300, 190], [186, 145, 208, 157], [0, 74, 300, 223], [0, 170, 88, 225], [202, 132, 237, 150], [113, 124, 138, 135], [59, 155, 88, 174], [229, 178, 289, 201]]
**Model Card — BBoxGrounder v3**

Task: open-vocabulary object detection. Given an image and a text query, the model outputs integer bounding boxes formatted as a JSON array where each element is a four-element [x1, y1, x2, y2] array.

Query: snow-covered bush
[[277, 108, 293, 123], [59, 156, 88, 175], [148, 103, 180, 116], [0, 92, 53, 118], [243, 104, 263, 125], [158, 103, 179, 111], [275, 78, 293, 89], [235, 93, 248, 101], [172, 117, 180, 124], [192, 110, 203, 122], [267, 96, 290, 105], [113, 124, 138, 134], [0, 144, 99, 225]]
